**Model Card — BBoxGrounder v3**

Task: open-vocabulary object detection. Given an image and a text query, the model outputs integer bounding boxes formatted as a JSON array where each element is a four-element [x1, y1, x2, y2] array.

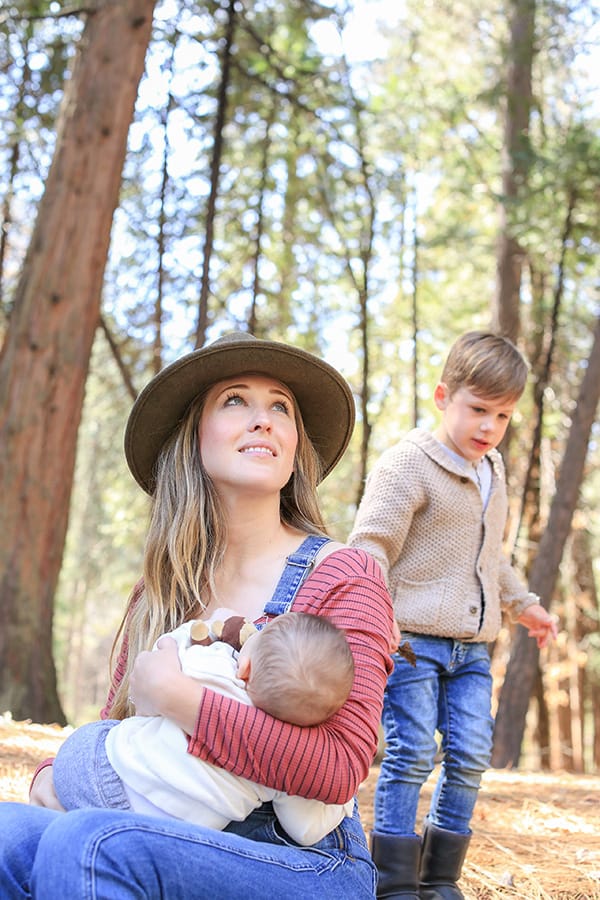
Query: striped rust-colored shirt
[[103, 548, 394, 805]]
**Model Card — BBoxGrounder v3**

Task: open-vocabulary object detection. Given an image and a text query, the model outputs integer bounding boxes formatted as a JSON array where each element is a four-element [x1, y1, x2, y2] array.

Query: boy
[[348, 331, 557, 899], [53, 611, 356, 847]]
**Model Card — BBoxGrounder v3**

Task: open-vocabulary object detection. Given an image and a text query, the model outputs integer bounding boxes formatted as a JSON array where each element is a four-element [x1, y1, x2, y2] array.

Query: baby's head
[[237, 612, 355, 726], [440, 331, 528, 403]]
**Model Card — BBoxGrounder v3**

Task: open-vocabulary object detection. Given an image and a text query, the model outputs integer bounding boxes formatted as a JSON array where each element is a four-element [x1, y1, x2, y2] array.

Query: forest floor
[[1, 713, 599, 899]]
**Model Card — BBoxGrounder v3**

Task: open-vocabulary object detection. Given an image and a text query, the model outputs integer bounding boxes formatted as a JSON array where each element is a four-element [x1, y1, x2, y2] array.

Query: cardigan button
[[469, 605, 478, 615]]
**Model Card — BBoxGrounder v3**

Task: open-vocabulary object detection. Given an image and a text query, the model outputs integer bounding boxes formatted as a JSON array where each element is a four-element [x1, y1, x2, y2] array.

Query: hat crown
[[211, 331, 256, 347]]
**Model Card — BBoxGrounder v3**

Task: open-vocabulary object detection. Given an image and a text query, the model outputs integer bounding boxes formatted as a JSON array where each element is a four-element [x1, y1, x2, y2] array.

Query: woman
[[0, 331, 395, 899]]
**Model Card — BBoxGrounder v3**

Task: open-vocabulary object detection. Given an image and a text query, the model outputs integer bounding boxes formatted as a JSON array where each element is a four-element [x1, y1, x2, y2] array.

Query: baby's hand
[[517, 603, 558, 649]]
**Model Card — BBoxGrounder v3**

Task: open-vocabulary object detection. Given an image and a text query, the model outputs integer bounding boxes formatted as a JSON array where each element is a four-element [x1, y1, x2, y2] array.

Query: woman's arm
[[187, 548, 394, 804], [106, 549, 394, 804]]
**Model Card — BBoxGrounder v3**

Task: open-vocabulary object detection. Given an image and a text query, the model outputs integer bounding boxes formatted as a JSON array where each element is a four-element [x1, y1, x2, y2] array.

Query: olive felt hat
[[124, 331, 356, 494]]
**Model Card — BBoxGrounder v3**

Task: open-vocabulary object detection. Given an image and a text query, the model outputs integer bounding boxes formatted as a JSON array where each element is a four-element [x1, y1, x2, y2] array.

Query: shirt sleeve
[[100, 579, 143, 720], [186, 548, 394, 804]]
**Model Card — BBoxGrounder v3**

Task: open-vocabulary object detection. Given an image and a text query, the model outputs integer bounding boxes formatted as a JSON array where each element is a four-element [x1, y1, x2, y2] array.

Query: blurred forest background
[[0, 0, 599, 775]]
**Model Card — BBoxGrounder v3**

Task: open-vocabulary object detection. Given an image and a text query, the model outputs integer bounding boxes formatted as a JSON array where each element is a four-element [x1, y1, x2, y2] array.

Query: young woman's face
[[198, 374, 299, 496], [434, 384, 516, 461]]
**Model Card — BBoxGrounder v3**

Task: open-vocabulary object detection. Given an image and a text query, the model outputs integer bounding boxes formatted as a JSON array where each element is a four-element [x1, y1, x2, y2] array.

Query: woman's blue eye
[[224, 393, 244, 406]]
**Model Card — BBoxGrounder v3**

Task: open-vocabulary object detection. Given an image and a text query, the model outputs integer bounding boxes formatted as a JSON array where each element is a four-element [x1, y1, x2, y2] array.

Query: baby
[[53, 610, 356, 846]]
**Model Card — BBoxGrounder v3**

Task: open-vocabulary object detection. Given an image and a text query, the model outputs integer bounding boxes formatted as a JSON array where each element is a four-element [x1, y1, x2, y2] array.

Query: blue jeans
[[0, 800, 376, 898], [53, 719, 131, 811], [375, 635, 493, 836]]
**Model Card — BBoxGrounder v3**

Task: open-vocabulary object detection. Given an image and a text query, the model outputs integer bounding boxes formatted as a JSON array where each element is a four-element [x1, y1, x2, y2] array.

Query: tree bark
[[491, 314, 600, 766], [492, 0, 536, 340], [0, 0, 156, 724], [195, 0, 237, 349]]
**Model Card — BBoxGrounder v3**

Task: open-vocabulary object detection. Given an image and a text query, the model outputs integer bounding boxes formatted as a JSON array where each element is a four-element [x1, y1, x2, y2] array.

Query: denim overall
[[0, 535, 378, 898], [260, 533, 331, 621]]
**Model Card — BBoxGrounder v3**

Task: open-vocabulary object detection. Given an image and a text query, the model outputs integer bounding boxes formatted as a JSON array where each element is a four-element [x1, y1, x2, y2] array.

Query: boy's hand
[[517, 603, 558, 649]]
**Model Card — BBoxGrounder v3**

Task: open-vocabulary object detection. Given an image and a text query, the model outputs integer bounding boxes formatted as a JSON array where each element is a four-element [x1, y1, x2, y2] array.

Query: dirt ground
[[1, 713, 599, 899]]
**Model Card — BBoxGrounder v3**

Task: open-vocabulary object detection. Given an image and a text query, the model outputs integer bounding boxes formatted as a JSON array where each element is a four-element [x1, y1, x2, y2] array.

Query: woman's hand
[[29, 764, 65, 810], [129, 636, 183, 716], [129, 636, 205, 734]]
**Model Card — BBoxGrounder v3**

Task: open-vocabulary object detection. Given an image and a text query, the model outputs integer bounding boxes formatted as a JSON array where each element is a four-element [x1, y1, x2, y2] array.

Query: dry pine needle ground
[[1, 714, 599, 899]]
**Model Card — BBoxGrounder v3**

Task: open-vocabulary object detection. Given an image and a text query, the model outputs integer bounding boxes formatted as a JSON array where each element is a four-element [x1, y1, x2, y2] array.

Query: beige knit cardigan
[[348, 428, 537, 643]]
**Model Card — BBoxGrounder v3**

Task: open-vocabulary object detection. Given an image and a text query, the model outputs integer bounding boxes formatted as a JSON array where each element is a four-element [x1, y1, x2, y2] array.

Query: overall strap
[[261, 534, 331, 619]]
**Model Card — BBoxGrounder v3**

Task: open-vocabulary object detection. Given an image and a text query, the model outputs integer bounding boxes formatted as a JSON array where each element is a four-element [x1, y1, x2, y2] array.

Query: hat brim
[[124, 335, 356, 494]]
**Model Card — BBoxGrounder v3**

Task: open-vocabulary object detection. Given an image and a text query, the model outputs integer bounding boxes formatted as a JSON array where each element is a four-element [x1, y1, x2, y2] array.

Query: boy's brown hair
[[440, 331, 528, 401]]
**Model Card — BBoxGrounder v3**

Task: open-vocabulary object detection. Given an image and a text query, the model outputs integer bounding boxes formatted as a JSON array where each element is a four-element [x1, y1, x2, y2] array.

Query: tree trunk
[[0, 0, 156, 724], [512, 197, 570, 566], [410, 184, 419, 428], [492, 0, 536, 340], [195, 0, 237, 349], [491, 314, 600, 766], [571, 527, 599, 772], [248, 105, 276, 337]]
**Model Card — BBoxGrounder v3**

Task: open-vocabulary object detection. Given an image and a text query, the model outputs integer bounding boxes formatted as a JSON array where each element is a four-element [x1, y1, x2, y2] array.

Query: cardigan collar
[[404, 427, 505, 485]]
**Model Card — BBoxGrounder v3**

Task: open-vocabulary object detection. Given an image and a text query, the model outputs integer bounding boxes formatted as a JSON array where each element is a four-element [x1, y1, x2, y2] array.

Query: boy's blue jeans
[[375, 634, 494, 837], [0, 800, 376, 898]]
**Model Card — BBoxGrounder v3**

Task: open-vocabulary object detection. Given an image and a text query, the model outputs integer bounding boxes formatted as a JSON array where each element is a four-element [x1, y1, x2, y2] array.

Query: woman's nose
[[249, 408, 272, 430]]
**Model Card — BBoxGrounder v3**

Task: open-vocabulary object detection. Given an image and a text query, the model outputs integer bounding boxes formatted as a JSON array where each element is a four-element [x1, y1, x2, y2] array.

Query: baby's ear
[[237, 654, 251, 682]]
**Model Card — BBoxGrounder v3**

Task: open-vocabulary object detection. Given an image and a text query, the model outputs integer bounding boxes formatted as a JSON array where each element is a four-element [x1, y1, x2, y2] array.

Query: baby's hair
[[440, 331, 528, 402], [246, 612, 355, 726]]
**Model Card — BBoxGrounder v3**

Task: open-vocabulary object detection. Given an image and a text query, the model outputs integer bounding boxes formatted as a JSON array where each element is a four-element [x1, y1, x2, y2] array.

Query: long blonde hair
[[109, 385, 328, 719]]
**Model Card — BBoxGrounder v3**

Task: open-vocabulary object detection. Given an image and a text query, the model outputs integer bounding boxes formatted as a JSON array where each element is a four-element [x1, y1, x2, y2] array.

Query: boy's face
[[433, 384, 517, 462]]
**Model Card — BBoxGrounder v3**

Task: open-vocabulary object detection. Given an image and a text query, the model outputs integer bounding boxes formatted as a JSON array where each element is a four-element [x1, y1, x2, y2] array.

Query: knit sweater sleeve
[[348, 443, 423, 584], [187, 548, 394, 804], [498, 555, 539, 619]]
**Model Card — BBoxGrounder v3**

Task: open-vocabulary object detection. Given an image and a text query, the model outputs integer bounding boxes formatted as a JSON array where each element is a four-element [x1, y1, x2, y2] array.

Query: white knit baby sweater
[[348, 428, 537, 643]]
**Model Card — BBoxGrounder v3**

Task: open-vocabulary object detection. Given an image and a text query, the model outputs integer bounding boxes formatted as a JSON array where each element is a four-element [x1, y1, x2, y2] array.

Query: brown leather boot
[[370, 831, 421, 899]]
